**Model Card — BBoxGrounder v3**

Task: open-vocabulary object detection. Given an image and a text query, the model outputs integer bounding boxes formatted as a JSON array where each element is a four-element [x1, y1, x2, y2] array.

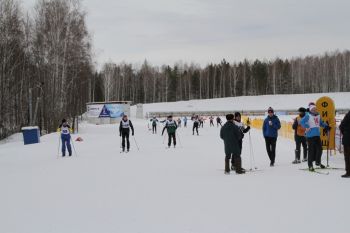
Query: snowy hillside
[[0, 117, 349, 233], [131, 92, 350, 117]]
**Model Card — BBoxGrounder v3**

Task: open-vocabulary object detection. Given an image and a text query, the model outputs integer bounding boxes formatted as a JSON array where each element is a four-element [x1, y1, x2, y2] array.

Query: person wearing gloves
[[58, 119, 73, 157], [300, 102, 330, 171], [292, 107, 308, 164], [119, 115, 134, 152], [262, 107, 281, 167]]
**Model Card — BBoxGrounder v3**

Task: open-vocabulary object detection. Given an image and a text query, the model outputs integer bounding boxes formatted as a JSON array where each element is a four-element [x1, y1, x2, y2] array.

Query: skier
[[183, 116, 188, 128], [162, 115, 178, 148], [192, 115, 199, 135], [177, 118, 182, 128], [292, 107, 308, 164], [220, 114, 244, 174], [209, 116, 214, 127], [119, 115, 134, 152], [150, 116, 158, 134], [300, 103, 330, 171], [262, 107, 281, 167], [199, 116, 204, 128], [216, 116, 222, 127], [58, 119, 72, 157], [232, 112, 251, 170], [339, 110, 350, 178]]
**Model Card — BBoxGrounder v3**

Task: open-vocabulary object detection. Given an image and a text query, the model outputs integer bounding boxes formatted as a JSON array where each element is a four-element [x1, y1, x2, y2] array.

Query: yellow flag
[[316, 96, 336, 150]]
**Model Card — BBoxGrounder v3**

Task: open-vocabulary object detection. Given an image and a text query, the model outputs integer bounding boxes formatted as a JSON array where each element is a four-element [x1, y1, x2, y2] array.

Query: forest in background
[[1, 0, 349, 140]]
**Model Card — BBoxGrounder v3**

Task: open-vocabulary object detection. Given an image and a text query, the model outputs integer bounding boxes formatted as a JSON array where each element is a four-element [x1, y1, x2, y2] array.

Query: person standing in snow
[[262, 107, 281, 167], [162, 115, 178, 148], [209, 116, 214, 127], [232, 112, 251, 170], [300, 103, 330, 171], [199, 116, 204, 128], [150, 116, 159, 134], [183, 116, 188, 128], [292, 107, 308, 164], [339, 111, 350, 178], [216, 116, 222, 127], [58, 119, 72, 157], [177, 118, 182, 128], [220, 114, 244, 174], [119, 115, 134, 152], [192, 115, 200, 135]]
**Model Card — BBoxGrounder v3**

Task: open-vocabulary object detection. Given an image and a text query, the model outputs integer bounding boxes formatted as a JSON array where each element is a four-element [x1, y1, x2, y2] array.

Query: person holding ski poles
[[220, 114, 244, 174], [232, 112, 250, 171], [216, 116, 222, 127], [119, 115, 134, 152], [177, 118, 182, 128], [58, 119, 72, 157], [183, 116, 188, 128], [150, 116, 158, 134], [292, 107, 308, 164], [263, 107, 281, 167], [162, 115, 178, 148], [339, 110, 350, 178], [300, 103, 330, 171], [192, 115, 199, 135]]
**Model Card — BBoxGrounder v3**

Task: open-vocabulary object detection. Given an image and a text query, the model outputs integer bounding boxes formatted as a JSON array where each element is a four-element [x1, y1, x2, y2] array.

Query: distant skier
[[150, 116, 159, 134], [232, 112, 251, 170], [162, 115, 178, 148], [300, 103, 330, 171], [177, 118, 182, 128], [192, 115, 199, 135], [119, 115, 134, 152], [339, 110, 350, 178], [183, 116, 188, 128], [220, 114, 244, 174], [209, 116, 214, 127], [216, 116, 222, 127], [262, 107, 281, 167], [58, 119, 72, 157], [199, 116, 204, 128], [292, 107, 308, 164]]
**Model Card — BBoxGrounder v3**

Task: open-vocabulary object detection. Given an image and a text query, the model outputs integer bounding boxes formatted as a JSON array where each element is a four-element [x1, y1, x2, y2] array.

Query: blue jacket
[[300, 112, 327, 138], [263, 115, 281, 138]]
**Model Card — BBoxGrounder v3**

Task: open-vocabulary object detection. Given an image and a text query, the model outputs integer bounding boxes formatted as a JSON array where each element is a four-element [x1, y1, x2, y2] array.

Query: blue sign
[[105, 104, 124, 118], [99, 105, 110, 117]]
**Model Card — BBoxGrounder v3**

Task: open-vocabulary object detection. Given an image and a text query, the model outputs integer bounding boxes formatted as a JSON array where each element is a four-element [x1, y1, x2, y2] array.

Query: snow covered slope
[[0, 120, 348, 233], [131, 92, 350, 117]]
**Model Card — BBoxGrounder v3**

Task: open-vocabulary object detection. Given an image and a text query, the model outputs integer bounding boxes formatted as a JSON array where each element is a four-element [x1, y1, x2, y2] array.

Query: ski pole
[[327, 128, 331, 167], [70, 137, 78, 157], [57, 134, 61, 159], [162, 133, 166, 144], [119, 135, 123, 153], [249, 131, 257, 170], [133, 135, 140, 151]]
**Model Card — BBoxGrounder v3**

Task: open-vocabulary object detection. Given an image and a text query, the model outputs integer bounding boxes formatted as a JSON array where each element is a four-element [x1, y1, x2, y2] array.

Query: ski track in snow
[[0, 120, 348, 233]]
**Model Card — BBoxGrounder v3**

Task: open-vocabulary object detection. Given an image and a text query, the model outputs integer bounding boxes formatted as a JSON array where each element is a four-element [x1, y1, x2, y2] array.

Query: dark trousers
[[184, 122, 187, 127], [210, 120, 214, 127], [295, 135, 307, 160], [199, 121, 203, 128], [122, 132, 130, 150], [168, 132, 176, 147], [217, 122, 222, 127], [265, 137, 277, 164], [344, 146, 350, 174], [61, 134, 72, 156], [307, 136, 322, 168], [193, 123, 199, 135], [152, 124, 157, 134]]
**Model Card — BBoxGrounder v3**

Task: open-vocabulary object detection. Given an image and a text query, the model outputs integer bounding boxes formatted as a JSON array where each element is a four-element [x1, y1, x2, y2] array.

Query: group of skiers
[[57, 104, 350, 178]]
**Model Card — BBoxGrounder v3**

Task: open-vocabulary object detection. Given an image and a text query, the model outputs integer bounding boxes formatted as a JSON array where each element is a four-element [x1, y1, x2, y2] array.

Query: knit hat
[[226, 114, 234, 121], [234, 112, 241, 118], [308, 102, 316, 111], [62, 119, 67, 123], [267, 107, 274, 113], [298, 107, 306, 113]]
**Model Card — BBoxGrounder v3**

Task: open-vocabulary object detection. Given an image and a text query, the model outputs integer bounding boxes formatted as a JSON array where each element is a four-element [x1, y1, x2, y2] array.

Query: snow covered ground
[[131, 92, 350, 117], [0, 119, 348, 233]]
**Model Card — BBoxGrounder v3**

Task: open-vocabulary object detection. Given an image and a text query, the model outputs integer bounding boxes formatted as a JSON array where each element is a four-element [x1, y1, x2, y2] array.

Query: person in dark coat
[[162, 115, 178, 148], [220, 114, 244, 174], [292, 107, 308, 164], [262, 107, 281, 167], [339, 111, 350, 178], [119, 115, 134, 152]]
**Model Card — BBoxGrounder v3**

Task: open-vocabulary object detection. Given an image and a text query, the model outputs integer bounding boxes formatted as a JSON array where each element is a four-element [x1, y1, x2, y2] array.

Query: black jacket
[[340, 111, 350, 146], [220, 121, 242, 156], [119, 119, 134, 136]]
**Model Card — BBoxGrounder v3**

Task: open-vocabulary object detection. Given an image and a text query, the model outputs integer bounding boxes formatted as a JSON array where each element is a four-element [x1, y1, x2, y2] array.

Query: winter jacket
[[292, 116, 306, 137], [234, 120, 250, 139], [340, 111, 350, 146], [119, 119, 134, 136], [58, 123, 72, 135], [300, 112, 327, 138], [162, 120, 177, 135], [220, 121, 242, 156], [262, 115, 281, 138]]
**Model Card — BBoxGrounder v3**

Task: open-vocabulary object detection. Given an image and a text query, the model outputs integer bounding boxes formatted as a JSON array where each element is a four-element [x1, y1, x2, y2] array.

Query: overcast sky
[[23, 0, 350, 68]]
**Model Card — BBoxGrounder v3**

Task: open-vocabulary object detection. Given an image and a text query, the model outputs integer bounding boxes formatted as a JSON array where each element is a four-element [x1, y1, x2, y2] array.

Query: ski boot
[[235, 157, 245, 174], [341, 173, 350, 178], [316, 163, 326, 169], [225, 158, 230, 174], [309, 167, 315, 172]]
